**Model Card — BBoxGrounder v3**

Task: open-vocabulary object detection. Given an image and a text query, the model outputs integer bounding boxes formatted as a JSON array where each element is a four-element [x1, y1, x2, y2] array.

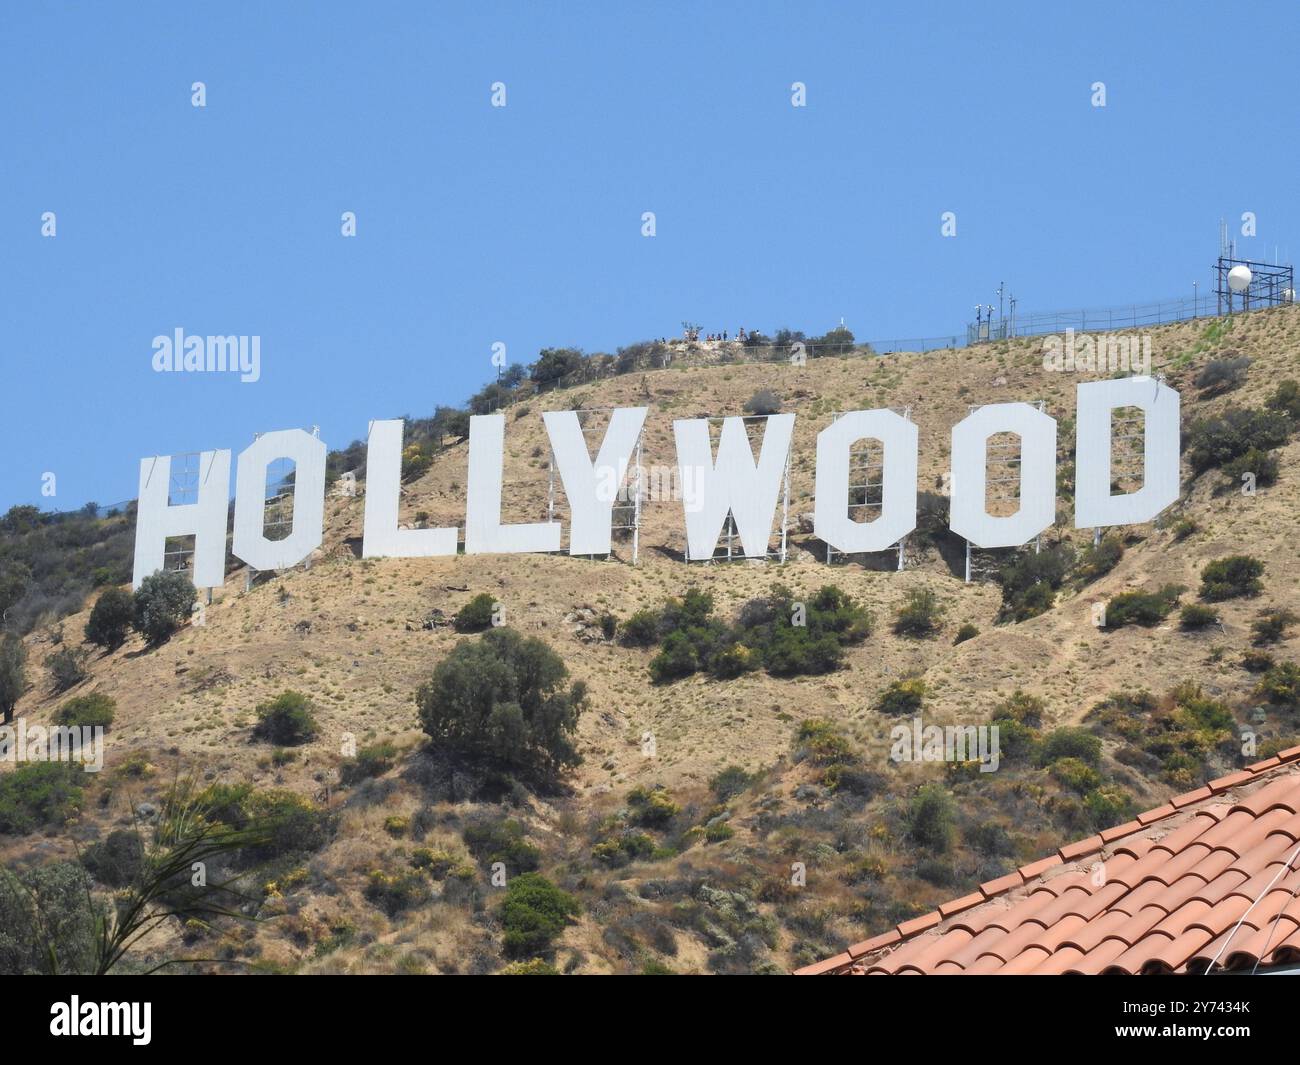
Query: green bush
[[627, 786, 678, 827], [409, 848, 458, 878], [252, 690, 318, 746], [649, 631, 699, 683], [953, 623, 979, 645], [1084, 785, 1137, 831], [996, 545, 1074, 622], [0, 861, 100, 974], [709, 765, 754, 801], [0, 762, 82, 835], [1105, 585, 1182, 627], [416, 627, 585, 784], [85, 587, 135, 650], [1266, 379, 1300, 420], [1255, 663, 1300, 712], [55, 692, 115, 730], [619, 609, 661, 647], [893, 588, 943, 637], [339, 741, 398, 785], [192, 783, 334, 863], [453, 593, 498, 633], [0, 634, 24, 725], [876, 677, 926, 716], [1251, 610, 1297, 646], [641, 584, 870, 681], [1051, 757, 1102, 794], [593, 832, 655, 866], [500, 958, 560, 975], [462, 819, 541, 873], [1195, 355, 1252, 395], [365, 868, 431, 917], [907, 784, 956, 853], [132, 570, 195, 645], [1038, 727, 1102, 767], [1187, 407, 1292, 475], [1222, 447, 1279, 489], [46, 647, 89, 693], [1242, 649, 1275, 673], [793, 718, 857, 766], [1179, 603, 1218, 630], [500, 873, 580, 957], [80, 828, 144, 887], [1074, 537, 1124, 585], [1199, 555, 1265, 601], [992, 690, 1046, 728]]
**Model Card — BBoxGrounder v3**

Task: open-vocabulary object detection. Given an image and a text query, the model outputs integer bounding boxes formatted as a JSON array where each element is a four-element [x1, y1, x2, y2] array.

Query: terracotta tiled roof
[[796, 748, 1300, 975]]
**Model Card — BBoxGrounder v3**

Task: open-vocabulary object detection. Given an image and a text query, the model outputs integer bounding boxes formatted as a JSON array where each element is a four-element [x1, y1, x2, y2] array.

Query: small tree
[[252, 691, 318, 746], [893, 588, 944, 637], [907, 784, 956, 852], [132, 570, 195, 645], [47, 647, 89, 693], [416, 627, 585, 785], [0, 634, 25, 725], [1199, 555, 1265, 602], [55, 692, 116, 730], [453, 593, 497, 633], [85, 587, 135, 650], [500, 873, 580, 957]]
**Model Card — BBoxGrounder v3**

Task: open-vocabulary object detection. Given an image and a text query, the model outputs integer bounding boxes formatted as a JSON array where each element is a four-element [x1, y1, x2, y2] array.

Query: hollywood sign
[[131, 378, 1180, 589]]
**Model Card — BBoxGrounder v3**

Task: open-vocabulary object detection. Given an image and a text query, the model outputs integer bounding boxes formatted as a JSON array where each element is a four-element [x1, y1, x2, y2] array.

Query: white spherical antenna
[[1228, 265, 1253, 293]]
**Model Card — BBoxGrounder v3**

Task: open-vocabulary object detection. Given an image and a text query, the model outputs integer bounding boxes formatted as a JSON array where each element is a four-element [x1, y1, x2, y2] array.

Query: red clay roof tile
[[939, 892, 985, 918], [798, 750, 1300, 974], [1058, 835, 1103, 862], [1169, 785, 1214, 808], [977, 871, 1024, 897]]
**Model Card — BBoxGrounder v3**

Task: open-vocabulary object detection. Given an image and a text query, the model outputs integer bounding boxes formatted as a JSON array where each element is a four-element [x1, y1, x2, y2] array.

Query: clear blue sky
[[3, 1, 1297, 510]]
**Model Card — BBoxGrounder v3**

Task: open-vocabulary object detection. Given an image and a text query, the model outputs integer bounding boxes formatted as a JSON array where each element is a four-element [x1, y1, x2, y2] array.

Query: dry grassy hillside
[[5, 305, 1300, 974]]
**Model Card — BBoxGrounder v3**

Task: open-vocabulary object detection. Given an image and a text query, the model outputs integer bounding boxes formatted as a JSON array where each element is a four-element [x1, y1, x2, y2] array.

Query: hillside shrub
[[996, 545, 1074, 622], [1256, 663, 1300, 712], [0, 762, 82, 835], [339, 741, 398, 785], [252, 691, 318, 746], [85, 587, 135, 649], [46, 647, 88, 692], [1266, 379, 1300, 420], [132, 570, 194, 645], [1038, 727, 1102, 767], [1179, 603, 1218, 630], [743, 389, 782, 415], [462, 818, 541, 873], [906, 784, 956, 853], [80, 829, 144, 887], [501, 873, 580, 957], [1195, 355, 1252, 395], [1251, 609, 1297, 646], [1199, 555, 1265, 601], [55, 692, 115, 730], [1186, 407, 1291, 475], [892, 588, 943, 637], [1105, 584, 1182, 628], [416, 627, 586, 784], [876, 677, 926, 716], [1074, 536, 1124, 585], [453, 593, 498, 633]]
